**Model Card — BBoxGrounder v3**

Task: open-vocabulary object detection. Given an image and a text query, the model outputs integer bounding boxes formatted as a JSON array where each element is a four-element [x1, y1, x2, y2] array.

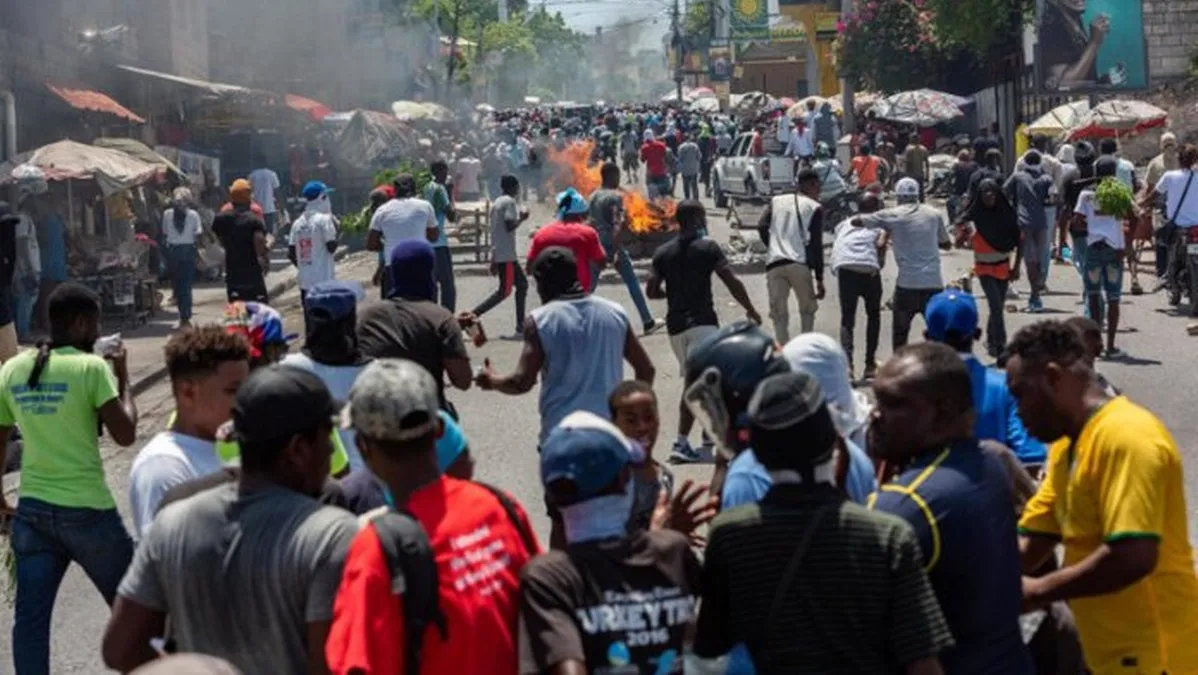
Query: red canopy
[[285, 94, 332, 122], [46, 83, 144, 123]]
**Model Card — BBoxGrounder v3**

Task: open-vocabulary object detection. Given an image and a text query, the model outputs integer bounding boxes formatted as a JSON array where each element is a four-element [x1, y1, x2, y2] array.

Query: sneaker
[[862, 360, 878, 380], [1026, 297, 1044, 313], [499, 332, 524, 341], [669, 438, 703, 464], [642, 318, 665, 336]]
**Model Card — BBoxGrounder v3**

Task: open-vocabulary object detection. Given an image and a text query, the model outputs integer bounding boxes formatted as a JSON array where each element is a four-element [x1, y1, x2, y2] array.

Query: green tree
[[924, 0, 1033, 56], [683, 1, 711, 40]]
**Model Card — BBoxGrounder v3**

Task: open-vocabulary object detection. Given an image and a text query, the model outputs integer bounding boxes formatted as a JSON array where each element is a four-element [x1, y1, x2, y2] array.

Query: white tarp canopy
[[0, 140, 160, 194], [391, 100, 453, 123], [1027, 100, 1091, 137]]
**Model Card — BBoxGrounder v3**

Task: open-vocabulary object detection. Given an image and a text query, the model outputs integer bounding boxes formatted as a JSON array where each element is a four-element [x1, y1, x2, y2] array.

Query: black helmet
[[683, 321, 789, 453]]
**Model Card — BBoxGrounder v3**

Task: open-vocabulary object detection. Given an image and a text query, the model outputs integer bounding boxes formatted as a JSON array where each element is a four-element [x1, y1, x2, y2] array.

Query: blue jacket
[[964, 355, 1045, 464]]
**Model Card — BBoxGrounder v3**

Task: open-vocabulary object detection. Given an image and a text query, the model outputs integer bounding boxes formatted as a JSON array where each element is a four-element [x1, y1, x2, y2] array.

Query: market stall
[[0, 140, 164, 326]]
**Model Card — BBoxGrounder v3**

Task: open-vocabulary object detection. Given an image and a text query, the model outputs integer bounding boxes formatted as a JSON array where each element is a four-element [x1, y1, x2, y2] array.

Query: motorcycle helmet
[[683, 321, 789, 457]]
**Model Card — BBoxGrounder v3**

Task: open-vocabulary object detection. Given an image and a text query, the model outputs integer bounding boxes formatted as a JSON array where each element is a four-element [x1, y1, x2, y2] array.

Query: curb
[[128, 246, 351, 397]]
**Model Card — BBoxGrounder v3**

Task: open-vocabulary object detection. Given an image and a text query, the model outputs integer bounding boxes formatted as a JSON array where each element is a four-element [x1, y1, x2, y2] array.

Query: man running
[[471, 174, 530, 339], [588, 163, 662, 334], [646, 200, 760, 464]]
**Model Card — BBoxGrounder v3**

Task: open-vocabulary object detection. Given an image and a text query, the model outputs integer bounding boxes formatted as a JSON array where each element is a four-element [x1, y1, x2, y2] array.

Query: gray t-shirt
[[117, 483, 358, 674], [677, 142, 702, 176], [588, 188, 625, 237], [1004, 170, 1053, 233], [490, 195, 521, 262], [860, 204, 951, 290]]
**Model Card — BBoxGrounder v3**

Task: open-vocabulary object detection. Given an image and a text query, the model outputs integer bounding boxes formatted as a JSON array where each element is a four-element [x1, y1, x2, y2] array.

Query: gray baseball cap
[[343, 359, 440, 442]]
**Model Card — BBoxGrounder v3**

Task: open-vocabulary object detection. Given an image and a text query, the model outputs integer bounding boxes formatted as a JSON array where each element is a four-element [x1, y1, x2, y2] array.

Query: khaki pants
[[0, 322, 16, 363], [767, 262, 818, 344]]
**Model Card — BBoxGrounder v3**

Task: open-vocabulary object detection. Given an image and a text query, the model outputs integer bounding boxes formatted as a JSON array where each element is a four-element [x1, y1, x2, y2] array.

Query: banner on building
[[709, 46, 731, 81], [1034, 0, 1148, 92], [730, 0, 769, 40]]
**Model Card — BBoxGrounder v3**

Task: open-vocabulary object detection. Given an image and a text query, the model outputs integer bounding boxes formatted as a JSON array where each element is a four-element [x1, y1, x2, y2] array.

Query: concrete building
[[128, 0, 210, 78], [1143, 0, 1198, 82]]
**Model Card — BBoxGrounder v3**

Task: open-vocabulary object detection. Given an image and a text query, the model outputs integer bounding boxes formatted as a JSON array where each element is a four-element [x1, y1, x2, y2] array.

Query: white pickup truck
[[711, 132, 795, 208]]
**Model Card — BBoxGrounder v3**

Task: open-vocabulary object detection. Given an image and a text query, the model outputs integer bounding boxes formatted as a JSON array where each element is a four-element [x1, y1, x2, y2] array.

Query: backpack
[[368, 482, 537, 674]]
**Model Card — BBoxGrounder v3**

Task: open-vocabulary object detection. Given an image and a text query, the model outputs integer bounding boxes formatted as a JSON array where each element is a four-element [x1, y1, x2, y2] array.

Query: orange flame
[[547, 140, 677, 234]]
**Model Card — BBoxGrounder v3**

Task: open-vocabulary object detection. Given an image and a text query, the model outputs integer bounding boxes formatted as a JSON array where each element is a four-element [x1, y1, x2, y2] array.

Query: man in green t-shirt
[[0, 283, 138, 674], [425, 159, 458, 311]]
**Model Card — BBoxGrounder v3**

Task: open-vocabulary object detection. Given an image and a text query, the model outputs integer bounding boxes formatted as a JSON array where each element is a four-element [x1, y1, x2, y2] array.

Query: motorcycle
[[822, 189, 862, 231], [1168, 226, 1198, 315]]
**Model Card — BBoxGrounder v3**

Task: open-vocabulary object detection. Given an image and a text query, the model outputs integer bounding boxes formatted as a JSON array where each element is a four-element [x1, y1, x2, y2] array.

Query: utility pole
[[839, 0, 855, 134], [498, 0, 508, 22], [672, 0, 684, 103]]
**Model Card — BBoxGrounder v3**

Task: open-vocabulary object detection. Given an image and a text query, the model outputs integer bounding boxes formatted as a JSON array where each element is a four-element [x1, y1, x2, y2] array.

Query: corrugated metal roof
[[45, 83, 145, 123], [115, 64, 258, 97]]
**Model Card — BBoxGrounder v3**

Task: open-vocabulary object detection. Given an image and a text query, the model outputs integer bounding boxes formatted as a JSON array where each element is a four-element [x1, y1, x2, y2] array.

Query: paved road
[[5, 192, 1198, 672]]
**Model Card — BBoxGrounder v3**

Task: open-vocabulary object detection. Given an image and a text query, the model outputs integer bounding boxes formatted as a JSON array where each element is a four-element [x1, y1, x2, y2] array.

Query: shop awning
[[285, 94, 332, 122], [46, 83, 145, 123], [115, 64, 265, 98]]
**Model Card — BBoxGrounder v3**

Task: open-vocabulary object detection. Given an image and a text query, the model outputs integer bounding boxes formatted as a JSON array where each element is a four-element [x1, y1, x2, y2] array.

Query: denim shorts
[[1082, 242, 1124, 301]]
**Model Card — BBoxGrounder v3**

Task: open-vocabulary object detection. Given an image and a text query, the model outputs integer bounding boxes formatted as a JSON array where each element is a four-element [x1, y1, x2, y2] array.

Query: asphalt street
[[5, 191, 1198, 672]]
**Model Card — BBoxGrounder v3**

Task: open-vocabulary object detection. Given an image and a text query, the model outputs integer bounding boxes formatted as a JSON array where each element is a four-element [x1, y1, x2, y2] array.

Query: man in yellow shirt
[[1006, 320, 1198, 675]]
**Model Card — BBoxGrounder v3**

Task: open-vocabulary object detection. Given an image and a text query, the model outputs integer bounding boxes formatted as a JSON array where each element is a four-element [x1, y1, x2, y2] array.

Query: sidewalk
[[123, 247, 355, 396]]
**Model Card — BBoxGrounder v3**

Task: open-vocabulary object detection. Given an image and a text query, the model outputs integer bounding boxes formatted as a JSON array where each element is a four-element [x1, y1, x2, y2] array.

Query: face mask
[[308, 195, 332, 215], [559, 490, 634, 545]]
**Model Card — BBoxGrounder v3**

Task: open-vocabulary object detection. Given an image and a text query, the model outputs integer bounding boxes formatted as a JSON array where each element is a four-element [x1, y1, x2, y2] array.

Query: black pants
[[892, 286, 941, 350], [227, 280, 268, 304], [838, 269, 882, 366], [472, 261, 528, 333], [682, 174, 699, 200], [1158, 223, 1176, 280], [978, 275, 1009, 356]]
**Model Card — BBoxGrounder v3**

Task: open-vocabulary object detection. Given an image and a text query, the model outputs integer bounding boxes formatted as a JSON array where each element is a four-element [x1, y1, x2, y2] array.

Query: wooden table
[[445, 200, 491, 263]]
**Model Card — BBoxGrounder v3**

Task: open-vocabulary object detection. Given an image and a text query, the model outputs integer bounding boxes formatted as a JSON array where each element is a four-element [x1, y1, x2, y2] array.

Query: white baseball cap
[[895, 177, 920, 198]]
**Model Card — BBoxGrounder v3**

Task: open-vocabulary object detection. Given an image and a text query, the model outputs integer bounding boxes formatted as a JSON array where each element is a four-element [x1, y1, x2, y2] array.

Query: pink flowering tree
[[835, 0, 944, 93]]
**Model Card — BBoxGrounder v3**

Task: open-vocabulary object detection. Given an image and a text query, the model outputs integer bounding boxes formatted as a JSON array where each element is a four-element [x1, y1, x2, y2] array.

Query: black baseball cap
[[232, 365, 339, 446]]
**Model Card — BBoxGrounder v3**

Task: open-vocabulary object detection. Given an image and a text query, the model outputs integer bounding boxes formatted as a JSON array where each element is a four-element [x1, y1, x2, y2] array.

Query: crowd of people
[[2, 97, 1198, 675]]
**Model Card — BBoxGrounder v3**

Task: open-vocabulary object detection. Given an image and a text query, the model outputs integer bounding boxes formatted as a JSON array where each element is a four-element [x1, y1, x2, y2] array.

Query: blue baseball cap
[[924, 290, 979, 342], [301, 180, 334, 201], [540, 411, 632, 504], [304, 280, 364, 321], [555, 187, 589, 218], [435, 410, 468, 472]]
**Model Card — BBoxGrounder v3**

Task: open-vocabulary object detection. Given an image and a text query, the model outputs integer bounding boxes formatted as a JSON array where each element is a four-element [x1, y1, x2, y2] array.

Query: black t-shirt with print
[[356, 297, 468, 407], [518, 530, 701, 675], [651, 236, 727, 336]]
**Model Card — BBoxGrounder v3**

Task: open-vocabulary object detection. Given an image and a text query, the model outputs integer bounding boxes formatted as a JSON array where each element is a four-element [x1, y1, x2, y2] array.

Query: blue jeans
[[593, 231, 654, 326], [1083, 241, 1124, 326], [11, 497, 134, 675], [11, 284, 35, 341], [168, 244, 196, 321], [433, 246, 456, 312], [1071, 233, 1090, 318]]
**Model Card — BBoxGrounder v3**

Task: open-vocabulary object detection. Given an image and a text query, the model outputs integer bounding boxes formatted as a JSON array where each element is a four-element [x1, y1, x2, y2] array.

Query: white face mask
[[559, 489, 635, 545], [307, 194, 332, 214]]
